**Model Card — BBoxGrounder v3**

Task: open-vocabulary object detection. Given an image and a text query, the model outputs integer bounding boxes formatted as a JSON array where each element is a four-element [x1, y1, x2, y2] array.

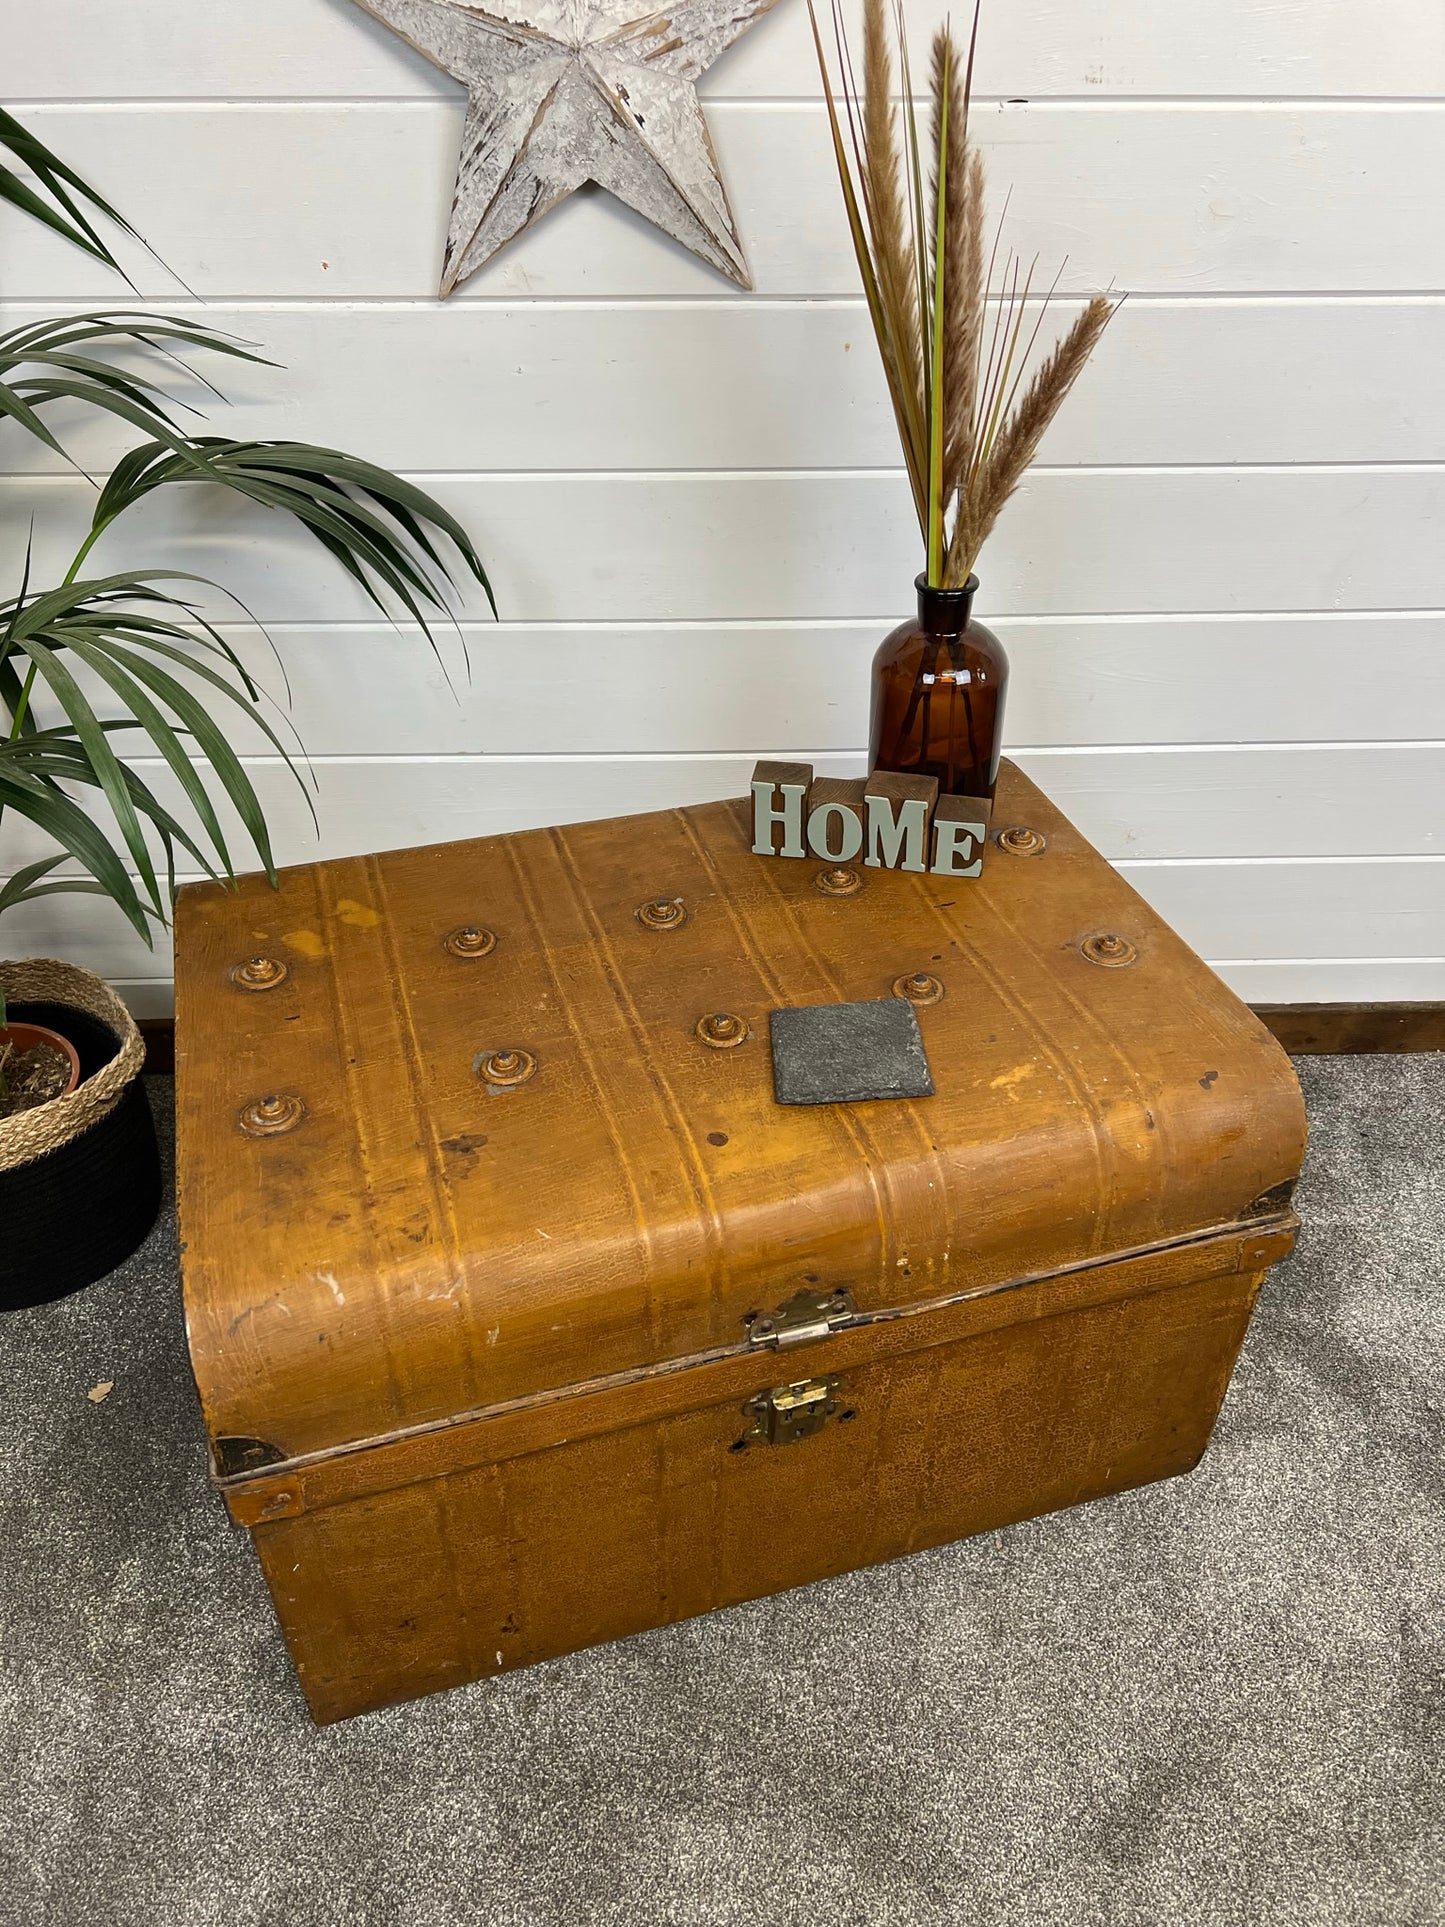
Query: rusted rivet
[[475, 1047, 538, 1088], [229, 955, 289, 992], [636, 897, 687, 931], [1080, 931, 1138, 969], [696, 1011, 751, 1050], [892, 971, 945, 1005], [444, 924, 496, 960], [997, 825, 1047, 857], [239, 1092, 306, 1137], [814, 866, 863, 897]]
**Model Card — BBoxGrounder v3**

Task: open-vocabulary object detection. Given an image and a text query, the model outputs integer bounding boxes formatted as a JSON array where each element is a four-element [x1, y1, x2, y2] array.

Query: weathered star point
[[351, 0, 780, 293]]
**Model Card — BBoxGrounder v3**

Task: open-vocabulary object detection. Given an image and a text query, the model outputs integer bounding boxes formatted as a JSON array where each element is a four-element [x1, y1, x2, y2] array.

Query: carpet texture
[[0, 1059, 1439, 1927]]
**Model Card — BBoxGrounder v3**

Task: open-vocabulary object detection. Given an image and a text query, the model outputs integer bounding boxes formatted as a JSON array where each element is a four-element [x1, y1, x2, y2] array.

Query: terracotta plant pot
[[0, 1019, 83, 1103]]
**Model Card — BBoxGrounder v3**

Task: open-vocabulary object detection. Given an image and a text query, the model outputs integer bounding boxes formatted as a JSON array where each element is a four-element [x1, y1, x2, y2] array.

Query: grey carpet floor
[[0, 1058, 1440, 1927]]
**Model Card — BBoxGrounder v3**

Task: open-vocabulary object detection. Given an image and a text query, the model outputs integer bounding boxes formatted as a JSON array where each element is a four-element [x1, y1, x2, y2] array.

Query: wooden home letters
[[751, 762, 991, 878]]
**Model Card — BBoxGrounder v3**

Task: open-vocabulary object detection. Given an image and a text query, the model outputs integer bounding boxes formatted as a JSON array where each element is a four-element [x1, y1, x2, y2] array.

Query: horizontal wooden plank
[[11, 468, 1445, 623], [1215, 959, 1445, 1003], [1, 749, 1441, 883], [1119, 859, 1445, 960], [35, 615, 1445, 756], [1018, 747, 1445, 859], [8, 853, 1443, 996], [0, 753, 832, 881], [9, 0, 1442, 100], [6, 104, 1444, 300], [6, 298, 1443, 474]]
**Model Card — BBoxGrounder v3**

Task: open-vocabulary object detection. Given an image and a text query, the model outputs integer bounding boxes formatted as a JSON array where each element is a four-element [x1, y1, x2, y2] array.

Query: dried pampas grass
[[808, 0, 1118, 587]]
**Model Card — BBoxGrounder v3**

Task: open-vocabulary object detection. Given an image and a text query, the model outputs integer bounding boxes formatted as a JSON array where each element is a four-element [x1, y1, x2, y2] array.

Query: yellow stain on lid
[[282, 929, 326, 959], [989, 1063, 1037, 1094], [334, 899, 381, 929]]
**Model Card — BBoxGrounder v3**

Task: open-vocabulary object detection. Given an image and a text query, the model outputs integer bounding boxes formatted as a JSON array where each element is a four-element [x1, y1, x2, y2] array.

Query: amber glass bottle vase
[[869, 574, 1009, 803]]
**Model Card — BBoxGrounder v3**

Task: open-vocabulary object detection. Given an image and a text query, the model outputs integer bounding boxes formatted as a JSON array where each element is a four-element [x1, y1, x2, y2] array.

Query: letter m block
[[863, 771, 939, 872]]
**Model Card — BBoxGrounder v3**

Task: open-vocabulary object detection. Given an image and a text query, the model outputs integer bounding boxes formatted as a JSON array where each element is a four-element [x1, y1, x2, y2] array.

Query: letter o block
[[805, 777, 867, 862]]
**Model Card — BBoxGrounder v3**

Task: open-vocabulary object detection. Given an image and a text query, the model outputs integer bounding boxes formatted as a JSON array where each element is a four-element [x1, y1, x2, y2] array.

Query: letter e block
[[805, 776, 867, 862], [751, 760, 813, 857], [930, 792, 992, 878], [863, 770, 939, 872]]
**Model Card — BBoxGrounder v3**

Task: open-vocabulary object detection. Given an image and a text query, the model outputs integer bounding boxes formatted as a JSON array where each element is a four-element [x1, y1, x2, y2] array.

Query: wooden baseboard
[[137, 1004, 1444, 1074], [1251, 1003, 1445, 1055], [138, 1019, 176, 1076]]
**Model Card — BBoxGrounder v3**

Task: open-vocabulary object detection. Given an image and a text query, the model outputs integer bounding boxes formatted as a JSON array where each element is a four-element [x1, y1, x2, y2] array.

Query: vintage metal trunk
[[175, 762, 1307, 1724]]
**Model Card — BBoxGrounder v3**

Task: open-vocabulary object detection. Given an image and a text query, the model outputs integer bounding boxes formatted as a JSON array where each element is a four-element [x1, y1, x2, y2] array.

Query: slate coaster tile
[[770, 999, 935, 1106]]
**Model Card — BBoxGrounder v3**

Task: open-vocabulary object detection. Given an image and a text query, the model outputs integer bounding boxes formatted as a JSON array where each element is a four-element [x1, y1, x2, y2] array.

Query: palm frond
[[0, 310, 272, 471], [0, 572, 316, 932], [86, 437, 496, 636], [0, 751, 174, 943], [0, 108, 146, 288], [0, 114, 496, 952]]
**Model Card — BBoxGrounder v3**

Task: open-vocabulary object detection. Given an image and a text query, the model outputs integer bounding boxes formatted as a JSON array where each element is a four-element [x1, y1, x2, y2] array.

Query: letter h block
[[751, 761, 814, 857]]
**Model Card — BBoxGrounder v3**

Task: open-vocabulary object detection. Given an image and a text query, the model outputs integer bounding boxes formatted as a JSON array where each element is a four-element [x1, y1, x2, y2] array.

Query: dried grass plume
[[809, 0, 1119, 586]]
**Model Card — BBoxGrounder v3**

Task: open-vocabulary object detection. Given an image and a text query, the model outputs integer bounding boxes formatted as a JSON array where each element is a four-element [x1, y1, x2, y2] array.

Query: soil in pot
[[0, 1022, 82, 1119]]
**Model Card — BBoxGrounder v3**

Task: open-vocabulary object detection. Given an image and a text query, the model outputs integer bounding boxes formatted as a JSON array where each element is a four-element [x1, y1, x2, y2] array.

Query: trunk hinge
[[746, 1286, 856, 1353]]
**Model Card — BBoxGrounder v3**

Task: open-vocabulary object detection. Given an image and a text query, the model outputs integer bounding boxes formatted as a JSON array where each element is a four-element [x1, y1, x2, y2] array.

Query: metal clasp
[[746, 1286, 856, 1352], [743, 1376, 842, 1446]]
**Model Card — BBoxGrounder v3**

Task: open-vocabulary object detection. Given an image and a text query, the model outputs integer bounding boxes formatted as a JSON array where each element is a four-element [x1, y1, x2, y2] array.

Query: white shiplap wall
[[4, 0, 1444, 1015]]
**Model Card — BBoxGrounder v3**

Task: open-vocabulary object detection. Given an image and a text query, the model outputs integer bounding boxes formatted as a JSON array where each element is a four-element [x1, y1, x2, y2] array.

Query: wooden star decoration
[[350, 0, 782, 293]]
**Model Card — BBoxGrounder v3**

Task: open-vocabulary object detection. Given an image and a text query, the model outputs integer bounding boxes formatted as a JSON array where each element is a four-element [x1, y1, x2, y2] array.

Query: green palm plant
[[0, 111, 493, 1023]]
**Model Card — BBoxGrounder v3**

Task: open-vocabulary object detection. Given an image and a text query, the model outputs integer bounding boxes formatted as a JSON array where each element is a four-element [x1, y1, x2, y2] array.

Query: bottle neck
[[916, 572, 979, 634]]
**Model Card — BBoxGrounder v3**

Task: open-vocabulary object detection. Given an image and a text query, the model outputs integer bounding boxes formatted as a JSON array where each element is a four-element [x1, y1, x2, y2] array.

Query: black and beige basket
[[1, 959, 161, 1311]]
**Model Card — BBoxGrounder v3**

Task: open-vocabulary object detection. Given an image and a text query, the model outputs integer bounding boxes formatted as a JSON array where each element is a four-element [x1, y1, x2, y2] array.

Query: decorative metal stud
[[239, 1093, 306, 1137], [997, 825, 1047, 857], [892, 972, 945, 1005], [814, 866, 863, 897], [229, 955, 289, 993], [475, 1047, 538, 1088], [1080, 931, 1138, 969], [444, 924, 497, 959], [696, 1012, 751, 1050], [636, 897, 687, 931]]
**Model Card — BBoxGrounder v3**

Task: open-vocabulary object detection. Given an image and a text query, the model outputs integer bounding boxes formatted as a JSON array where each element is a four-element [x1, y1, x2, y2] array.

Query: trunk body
[[175, 763, 1306, 1723]]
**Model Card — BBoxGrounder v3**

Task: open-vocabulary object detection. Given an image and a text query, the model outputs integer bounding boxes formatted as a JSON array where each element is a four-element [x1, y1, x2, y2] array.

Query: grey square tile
[[769, 998, 935, 1105]]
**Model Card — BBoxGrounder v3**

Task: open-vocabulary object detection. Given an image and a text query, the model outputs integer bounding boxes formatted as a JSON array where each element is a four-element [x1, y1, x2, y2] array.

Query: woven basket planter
[[1, 958, 161, 1312]]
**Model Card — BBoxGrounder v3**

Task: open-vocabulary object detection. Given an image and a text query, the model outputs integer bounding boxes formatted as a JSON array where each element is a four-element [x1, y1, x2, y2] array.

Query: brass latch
[[743, 1376, 843, 1446], [746, 1286, 856, 1353]]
